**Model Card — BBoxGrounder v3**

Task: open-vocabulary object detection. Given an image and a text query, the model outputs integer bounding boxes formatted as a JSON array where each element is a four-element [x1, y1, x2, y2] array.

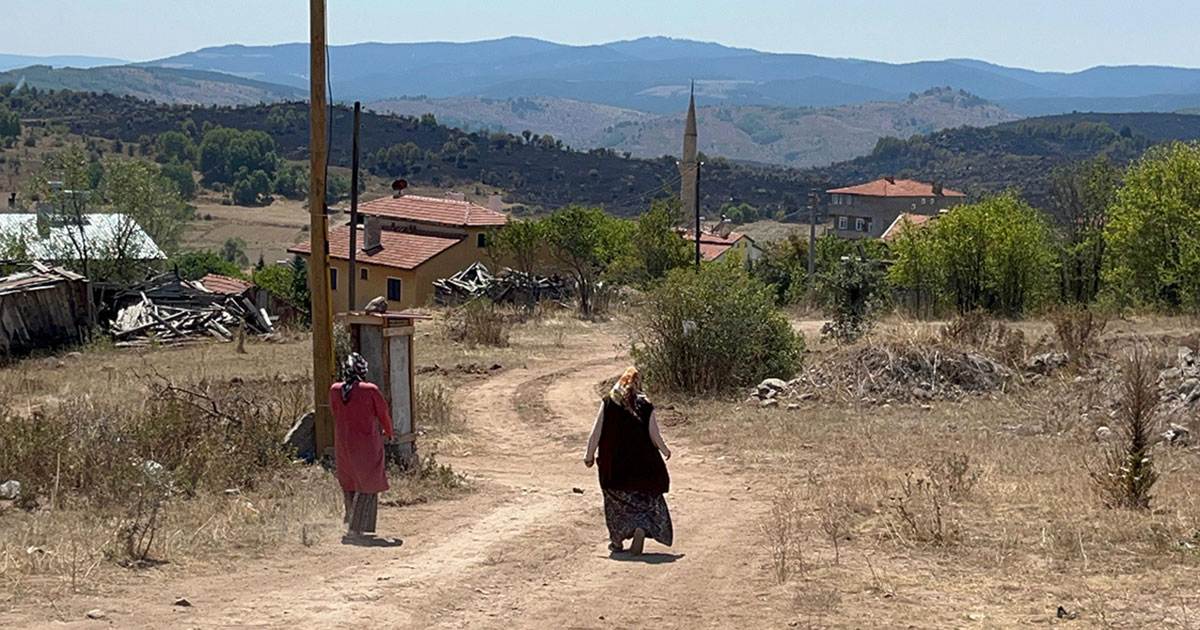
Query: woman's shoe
[[630, 528, 645, 555]]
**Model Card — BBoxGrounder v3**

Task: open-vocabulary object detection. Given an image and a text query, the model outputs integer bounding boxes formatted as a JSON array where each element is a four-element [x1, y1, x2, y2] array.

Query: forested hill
[[812, 113, 1200, 207], [6, 87, 1199, 218], [3, 88, 821, 217]]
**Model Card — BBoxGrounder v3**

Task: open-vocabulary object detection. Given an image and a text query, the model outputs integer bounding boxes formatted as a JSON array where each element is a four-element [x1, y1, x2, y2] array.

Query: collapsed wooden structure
[[0, 263, 90, 356], [433, 262, 573, 306], [109, 272, 275, 347]]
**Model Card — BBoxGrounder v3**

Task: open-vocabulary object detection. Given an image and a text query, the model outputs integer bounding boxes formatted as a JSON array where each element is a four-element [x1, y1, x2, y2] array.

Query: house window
[[837, 216, 848, 230], [477, 233, 487, 248], [360, 268, 368, 280], [855, 218, 865, 232], [330, 267, 338, 291], [920, 197, 927, 205], [387, 277, 403, 302]]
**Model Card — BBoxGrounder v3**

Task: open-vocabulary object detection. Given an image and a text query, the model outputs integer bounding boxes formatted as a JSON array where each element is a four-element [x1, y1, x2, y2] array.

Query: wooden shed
[[0, 263, 90, 357]]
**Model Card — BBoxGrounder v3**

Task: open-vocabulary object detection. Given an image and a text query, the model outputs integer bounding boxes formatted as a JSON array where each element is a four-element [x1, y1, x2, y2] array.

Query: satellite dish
[[391, 179, 409, 191]]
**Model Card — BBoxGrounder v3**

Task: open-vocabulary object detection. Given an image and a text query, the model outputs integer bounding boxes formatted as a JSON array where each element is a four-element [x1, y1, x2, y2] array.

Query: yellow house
[[289, 192, 507, 311]]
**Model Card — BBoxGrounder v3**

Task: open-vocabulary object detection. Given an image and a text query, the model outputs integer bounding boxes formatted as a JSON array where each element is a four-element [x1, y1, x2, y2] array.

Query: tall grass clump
[[1050, 306, 1108, 367], [1091, 347, 1160, 510], [633, 263, 804, 394], [444, 298, 510, 348]]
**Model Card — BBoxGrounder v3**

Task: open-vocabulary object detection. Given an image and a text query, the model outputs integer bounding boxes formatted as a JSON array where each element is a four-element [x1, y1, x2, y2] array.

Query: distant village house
[[0, 212, 165, 274], [681, 226, 763, 264], [826, 178, 965, 240], [289, 192, 507, 311]]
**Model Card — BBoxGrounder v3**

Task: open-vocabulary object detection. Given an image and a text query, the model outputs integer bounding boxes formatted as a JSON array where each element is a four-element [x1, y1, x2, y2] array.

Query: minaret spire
[[680, 80, 699, 230]]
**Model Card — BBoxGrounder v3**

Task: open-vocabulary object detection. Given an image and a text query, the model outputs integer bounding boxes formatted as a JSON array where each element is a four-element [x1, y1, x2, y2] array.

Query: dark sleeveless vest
[[596, 396, 669, 495]]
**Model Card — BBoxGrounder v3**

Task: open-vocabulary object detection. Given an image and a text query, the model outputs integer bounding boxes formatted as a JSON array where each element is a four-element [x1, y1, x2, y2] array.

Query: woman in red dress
[[329, 353, 394, 542]]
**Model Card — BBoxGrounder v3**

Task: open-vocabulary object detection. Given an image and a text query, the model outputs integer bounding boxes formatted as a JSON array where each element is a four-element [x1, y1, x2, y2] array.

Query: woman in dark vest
[[584, 366, 673, 554]]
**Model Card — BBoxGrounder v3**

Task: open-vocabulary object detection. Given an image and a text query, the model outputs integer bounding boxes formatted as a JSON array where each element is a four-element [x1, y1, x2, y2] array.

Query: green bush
[[633, 263, 804, 394], [818, 255, 888, 343]]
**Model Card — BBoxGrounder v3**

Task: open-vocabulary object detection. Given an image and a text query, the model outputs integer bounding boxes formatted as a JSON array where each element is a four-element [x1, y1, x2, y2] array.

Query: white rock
[[0, 480, 20, 500], [1094, 426, 1112, 440], [758, 398, 780, 409], [86, 609, 105, 620]]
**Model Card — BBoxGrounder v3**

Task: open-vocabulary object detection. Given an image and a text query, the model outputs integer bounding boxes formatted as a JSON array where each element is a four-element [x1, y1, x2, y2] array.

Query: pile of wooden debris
[[109, 272, 274, 347], [434, 262, 573, 306]]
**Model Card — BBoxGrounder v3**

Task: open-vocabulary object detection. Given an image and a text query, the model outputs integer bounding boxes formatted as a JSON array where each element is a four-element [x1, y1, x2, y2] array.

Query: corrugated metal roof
[[0, 213, 166, 261]]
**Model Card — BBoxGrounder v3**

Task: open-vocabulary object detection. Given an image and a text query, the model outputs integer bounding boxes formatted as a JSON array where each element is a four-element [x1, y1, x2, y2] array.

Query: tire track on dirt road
[[20, 338, 785, 628]]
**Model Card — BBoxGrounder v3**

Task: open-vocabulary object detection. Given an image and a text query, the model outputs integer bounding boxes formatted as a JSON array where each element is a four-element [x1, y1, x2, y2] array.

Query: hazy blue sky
[[6, 0, 1199, 71]]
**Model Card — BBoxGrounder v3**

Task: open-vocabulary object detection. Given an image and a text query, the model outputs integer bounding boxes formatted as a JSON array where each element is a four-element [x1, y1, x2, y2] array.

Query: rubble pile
[[109, 272, 274, 346], [434, 262, 573, 306], [752, 342, 1015, 406]]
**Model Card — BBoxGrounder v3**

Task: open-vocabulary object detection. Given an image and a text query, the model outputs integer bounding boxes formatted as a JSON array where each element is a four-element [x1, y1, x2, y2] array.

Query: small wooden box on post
[[335, 311, 428, 466]]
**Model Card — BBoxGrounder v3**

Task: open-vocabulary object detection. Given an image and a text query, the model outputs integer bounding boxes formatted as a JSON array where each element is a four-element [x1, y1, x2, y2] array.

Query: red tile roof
[[881, 213, 937, 242], [826, 179, 965, 198], [198, 273, 254, 295], [680, 228, 750, 245], [349, 194, 507, 228], [288, 224, 462, 270], [699, 242, 734, 261]]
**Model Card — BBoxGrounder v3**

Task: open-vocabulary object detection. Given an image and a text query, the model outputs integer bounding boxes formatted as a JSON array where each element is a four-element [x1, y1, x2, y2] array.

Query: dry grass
[[674, 319, 1200, 627]]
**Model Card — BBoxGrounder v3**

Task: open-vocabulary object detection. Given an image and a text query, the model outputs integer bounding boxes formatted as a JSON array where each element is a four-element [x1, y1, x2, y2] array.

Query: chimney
[[932, 181, 943, 196], [488, 193, 503, 213], [444, 191, 466, 202], [884, 176, 895, 185], [363, 216, 382, 253]]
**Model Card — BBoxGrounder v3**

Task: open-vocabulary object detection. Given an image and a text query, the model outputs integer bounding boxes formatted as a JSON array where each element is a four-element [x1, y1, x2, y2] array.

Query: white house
[[0, 213, 165, 266]]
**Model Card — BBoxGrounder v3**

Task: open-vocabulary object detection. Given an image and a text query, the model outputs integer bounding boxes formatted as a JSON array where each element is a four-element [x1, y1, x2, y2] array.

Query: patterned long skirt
[[343, 491, 379, 534], [602, 488, 673, 547]]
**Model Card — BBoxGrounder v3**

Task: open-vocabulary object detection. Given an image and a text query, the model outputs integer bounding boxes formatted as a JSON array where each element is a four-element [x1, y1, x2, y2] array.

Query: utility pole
[[807, 189, 818, 288], [348, 101, 361, 311], [694, 160, 703, 269], [309, 0, 335, 455]]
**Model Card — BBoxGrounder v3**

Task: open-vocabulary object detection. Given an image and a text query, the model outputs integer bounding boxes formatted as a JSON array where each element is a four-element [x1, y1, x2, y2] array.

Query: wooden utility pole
[[348, 101, 361, 311], [309, 0, 335, 455], [694, 161, 703, 269], [807, 189, 818, 288]]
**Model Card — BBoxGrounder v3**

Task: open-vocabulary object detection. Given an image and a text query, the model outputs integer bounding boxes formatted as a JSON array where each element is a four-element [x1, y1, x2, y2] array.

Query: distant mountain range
[[141, 36, 1200, 114], [0, 54, 126, 71], [0, 65, 305, 106], [369, 88, 1020, 167]]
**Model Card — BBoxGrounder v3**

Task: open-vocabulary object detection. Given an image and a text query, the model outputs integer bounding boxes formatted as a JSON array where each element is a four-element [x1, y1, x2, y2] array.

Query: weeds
[[443, 299, 510, 348], [415, 381, 456, 430], [761, 486, 806, 583], [938, 311, 1027, 366], [1052, 307, 1108, 367], [1091, 347, 1160, 509]]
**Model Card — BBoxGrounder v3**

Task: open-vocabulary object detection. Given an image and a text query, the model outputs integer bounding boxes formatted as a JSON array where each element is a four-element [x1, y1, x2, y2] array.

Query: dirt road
[[22, 337, 781, 629]]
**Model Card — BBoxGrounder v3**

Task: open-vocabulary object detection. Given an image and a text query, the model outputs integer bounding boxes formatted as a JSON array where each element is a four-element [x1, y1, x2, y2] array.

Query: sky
[[5, 0, 1200, 71]]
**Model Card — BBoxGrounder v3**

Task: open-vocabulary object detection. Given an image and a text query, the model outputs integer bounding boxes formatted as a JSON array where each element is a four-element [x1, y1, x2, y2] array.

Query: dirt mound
[[790, 342, 1015, 404]]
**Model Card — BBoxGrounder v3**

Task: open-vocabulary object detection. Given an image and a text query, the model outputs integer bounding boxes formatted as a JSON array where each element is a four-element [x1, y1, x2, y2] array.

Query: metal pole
[[309, 0, 335, 456], [807, 190, 817, 288], [694, 161, 702, 269], [348, 101, 361, 311]]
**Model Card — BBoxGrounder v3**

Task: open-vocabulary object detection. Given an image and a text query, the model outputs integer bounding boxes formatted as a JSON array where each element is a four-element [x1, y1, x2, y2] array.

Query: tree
[[887, 217, 945, 318], [232, 169, 271, 206], [159, 160, 197, 200], [171, 251, 243, 280], [931, 192, 1056, 316], [35, 146, 97, 279], [198, 127, 277, 185], [220, 237, 249, 268], [102, 160, 190, 258], [155, 131, 197, 165], [632, 197, 690, 281], [542, 206, 631, 316], [1104, 142, 1200, 311], [487, 217, 543, 309], [1048, 158, 1118, 304], [273, 162, 308, 199], [750, 233, 809, 305], [0, 106, 20, 142]]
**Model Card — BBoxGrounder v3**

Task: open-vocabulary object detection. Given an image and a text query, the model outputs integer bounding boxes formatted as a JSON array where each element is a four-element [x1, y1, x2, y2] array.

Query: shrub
[[415, 381, 455, 429], [818, 255, 888, 343], [633, 263, 804, 394], [443, 299, 510, 347]]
